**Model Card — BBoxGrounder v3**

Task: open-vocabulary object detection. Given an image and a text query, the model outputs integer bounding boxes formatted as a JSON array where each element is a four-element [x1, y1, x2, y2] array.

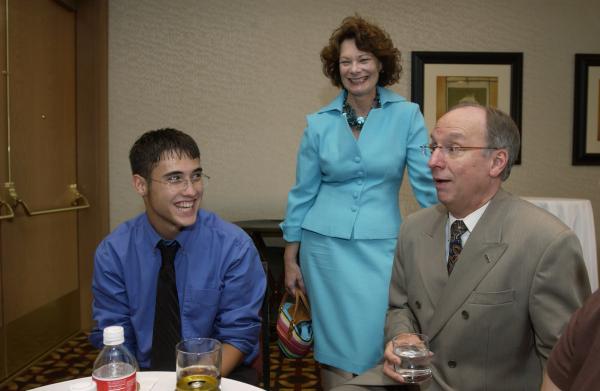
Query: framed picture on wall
[[411, 51, 523, 163], [573, 53, 600, 165]]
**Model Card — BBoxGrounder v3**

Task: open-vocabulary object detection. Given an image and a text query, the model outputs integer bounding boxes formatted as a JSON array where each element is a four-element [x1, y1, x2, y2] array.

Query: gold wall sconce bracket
[[0, 197, 15, 220]]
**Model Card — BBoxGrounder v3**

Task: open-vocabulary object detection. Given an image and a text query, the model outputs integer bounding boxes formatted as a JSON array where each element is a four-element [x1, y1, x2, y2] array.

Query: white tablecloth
[[523, 197, 598, 292], [31, 371, 264, 391]]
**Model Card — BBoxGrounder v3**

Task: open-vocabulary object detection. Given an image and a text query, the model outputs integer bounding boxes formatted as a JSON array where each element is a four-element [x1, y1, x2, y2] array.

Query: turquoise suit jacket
[[281, 87, 437, 242]]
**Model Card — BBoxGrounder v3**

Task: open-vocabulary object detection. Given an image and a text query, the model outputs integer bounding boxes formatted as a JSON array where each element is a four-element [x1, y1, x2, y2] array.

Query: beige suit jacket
[[347, 190, 590, 391]]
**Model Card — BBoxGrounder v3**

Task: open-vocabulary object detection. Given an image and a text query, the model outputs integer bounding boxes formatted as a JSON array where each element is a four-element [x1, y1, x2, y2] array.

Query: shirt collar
[[448, 201, 490, 233], [317, 86, 405, 114], [141, 210, 201, 249]]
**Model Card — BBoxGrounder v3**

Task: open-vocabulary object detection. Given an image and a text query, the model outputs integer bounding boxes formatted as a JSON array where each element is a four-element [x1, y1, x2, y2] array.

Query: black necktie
[[150, 240, 181, 370], [447, 220, 468, 275]]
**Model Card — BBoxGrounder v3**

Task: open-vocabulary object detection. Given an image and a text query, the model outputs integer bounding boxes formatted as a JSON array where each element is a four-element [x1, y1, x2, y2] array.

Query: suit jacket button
[[461, 310, 469, 319], [415, 301, 421, 309], [448, 360, 457, 368]]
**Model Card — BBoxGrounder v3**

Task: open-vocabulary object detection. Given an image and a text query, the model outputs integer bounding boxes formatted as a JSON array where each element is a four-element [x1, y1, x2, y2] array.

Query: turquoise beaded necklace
[[342, 91, 381, 131]]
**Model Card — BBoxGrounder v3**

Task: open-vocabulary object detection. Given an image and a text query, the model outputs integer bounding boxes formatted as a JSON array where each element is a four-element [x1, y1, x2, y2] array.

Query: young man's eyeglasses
[[149, 170, 210, 191]]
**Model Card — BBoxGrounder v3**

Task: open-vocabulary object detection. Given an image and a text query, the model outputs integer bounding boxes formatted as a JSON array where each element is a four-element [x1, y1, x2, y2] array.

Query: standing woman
[[280, 15, 437, 389]]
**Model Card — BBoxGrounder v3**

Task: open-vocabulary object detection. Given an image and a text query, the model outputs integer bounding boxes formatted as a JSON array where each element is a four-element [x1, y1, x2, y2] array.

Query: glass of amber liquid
[[176, 338, 222, 391]]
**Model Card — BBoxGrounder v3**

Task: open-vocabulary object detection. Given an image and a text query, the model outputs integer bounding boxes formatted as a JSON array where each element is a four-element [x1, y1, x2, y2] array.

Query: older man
[[336, 104, 590, 390]]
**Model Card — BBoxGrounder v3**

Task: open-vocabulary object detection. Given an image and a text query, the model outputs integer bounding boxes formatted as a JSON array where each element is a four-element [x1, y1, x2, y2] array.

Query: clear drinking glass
[[175, 338, 222, 391], [392, 333, 432, 383]]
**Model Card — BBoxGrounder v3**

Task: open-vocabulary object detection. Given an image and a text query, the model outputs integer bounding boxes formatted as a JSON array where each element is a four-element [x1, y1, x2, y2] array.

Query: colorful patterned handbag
[[276, 290, 313, 358]]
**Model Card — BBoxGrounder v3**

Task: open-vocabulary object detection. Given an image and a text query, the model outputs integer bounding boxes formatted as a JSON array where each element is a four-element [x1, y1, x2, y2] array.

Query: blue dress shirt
[[90, 209, 266, 368]]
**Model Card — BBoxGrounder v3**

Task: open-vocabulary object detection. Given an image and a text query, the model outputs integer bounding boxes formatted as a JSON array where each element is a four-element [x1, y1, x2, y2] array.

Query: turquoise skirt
[[299, 229, 396, 374]]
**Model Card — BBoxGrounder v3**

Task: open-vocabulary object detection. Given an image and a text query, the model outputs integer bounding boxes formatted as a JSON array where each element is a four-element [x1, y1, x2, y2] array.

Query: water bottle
[[92, 325, 139, 391]]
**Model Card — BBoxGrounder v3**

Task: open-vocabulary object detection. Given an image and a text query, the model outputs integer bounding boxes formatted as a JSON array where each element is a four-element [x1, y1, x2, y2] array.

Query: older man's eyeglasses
[[420, 144, 501, 158], [149, 170, 210, 191]]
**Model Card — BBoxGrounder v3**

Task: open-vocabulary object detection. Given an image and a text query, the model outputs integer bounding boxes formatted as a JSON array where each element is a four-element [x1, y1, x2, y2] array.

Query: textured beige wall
[[109, 0, 600, 266]]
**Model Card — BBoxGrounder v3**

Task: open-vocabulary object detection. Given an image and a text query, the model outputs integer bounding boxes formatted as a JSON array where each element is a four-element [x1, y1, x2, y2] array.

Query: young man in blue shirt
[[90, 128, 266, 382]]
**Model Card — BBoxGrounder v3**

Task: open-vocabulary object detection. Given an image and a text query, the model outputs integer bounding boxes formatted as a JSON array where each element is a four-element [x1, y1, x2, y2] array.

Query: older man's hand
[[382, 334, 410, 383], [382, 333, 432, 384]]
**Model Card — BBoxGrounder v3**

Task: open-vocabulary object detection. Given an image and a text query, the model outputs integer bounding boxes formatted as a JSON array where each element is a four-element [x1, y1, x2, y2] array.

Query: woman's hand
[[283, 242, 305, 295]]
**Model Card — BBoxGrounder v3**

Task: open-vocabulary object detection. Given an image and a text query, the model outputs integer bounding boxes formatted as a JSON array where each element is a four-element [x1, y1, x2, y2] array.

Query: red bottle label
[[93, 372, 136, 391]]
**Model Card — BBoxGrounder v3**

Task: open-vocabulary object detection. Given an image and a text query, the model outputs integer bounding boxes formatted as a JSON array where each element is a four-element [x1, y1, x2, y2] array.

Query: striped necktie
[[447, 220, 468, 275]]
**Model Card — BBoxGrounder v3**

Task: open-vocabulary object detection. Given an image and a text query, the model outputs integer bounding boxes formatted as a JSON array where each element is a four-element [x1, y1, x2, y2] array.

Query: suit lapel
[[426, 191, 510, 340], [416, 205, 449, 308]]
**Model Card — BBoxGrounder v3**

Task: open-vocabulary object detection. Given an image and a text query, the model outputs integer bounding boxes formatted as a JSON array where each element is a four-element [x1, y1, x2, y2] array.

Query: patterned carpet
[[269, 342, 321, 391], [0, 332, 321, 390], [0, 333, 97, 391]]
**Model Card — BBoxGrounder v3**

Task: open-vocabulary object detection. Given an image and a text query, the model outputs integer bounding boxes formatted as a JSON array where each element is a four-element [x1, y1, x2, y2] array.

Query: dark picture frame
[[573, 54, 600, 165], [411, 51, 523, 163]]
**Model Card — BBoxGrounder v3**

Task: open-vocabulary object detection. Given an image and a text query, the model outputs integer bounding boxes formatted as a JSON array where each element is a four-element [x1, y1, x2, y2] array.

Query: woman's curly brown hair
[[320, 15, 401, 88]]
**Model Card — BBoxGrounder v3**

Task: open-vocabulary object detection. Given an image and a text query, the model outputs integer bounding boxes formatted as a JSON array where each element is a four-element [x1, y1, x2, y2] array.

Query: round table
[[31, 371, 265, 390]]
